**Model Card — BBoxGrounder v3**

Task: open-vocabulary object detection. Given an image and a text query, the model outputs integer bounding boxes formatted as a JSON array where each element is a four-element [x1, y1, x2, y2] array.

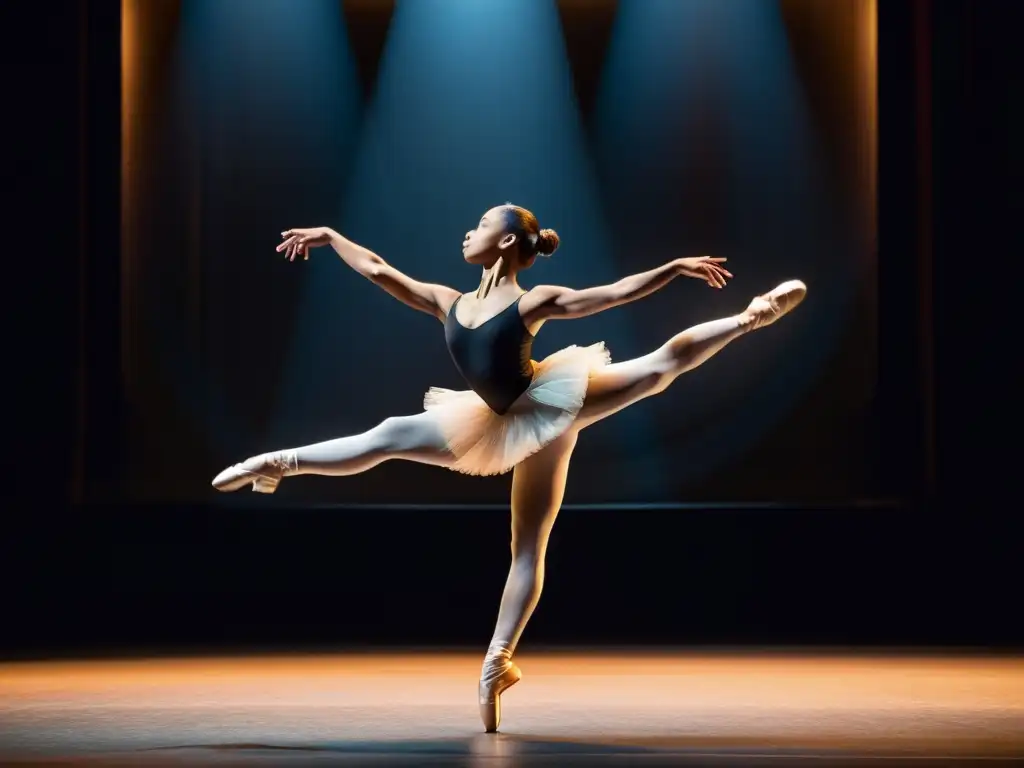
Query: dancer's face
[[462, 207, 518, 266]]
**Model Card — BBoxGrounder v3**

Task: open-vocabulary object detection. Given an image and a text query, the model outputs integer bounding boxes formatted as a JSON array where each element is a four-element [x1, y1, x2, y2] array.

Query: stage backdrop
[[121, 0, 877, 507]]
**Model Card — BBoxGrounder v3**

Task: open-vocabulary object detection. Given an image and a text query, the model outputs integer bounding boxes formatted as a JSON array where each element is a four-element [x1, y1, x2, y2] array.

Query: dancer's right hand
[[277, 227, 334, 261]]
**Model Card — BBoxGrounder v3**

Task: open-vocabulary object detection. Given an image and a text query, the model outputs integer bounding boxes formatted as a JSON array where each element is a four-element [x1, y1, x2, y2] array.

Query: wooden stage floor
[[1, 651, 1021, 766]]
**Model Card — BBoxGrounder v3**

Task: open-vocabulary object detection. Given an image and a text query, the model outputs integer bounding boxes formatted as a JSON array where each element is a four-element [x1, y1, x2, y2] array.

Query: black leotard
[[444, 294, 535, 415]]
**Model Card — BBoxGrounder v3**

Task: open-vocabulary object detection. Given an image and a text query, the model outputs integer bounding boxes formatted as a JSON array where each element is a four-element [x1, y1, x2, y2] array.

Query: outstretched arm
[[278, 227, 459, 322], [521, 256, 731, 323]]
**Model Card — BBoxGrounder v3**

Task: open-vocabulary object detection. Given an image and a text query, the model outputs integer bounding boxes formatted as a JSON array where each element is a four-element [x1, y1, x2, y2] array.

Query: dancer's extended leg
[[575, 280, 806, 429], [478, 428, 578, 732], [211, 412, 453, 493]]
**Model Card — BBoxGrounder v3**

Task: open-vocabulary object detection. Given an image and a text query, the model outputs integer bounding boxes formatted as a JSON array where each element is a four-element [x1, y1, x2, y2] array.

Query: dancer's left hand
[[277, 227, 334, 261], [677, 256, 732, 289]]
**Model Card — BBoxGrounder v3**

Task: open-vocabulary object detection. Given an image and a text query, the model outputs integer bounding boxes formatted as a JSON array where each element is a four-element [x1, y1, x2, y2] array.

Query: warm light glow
[[120, 0, 137, 232], [862, 0, 877, 251], [1, 653, 1021, 756], [121, 0, 138, 395]]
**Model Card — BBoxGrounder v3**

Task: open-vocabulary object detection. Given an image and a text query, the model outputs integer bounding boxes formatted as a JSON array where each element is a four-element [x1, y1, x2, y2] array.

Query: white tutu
[[423, 343, 611, 476]]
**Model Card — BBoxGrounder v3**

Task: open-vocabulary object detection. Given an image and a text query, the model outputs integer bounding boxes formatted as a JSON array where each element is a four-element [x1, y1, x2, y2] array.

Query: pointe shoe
[[211, 451, 297, 494], [741, 279, 807, 331], [479, 649, 522, 733]]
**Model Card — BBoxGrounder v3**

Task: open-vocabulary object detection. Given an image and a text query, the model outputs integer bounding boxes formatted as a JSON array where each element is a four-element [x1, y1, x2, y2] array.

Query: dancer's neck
[[476, 257, 520, 300]]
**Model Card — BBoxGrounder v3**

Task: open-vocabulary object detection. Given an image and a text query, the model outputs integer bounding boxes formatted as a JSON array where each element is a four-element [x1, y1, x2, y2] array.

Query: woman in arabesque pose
[[213, 203, 806, 732]]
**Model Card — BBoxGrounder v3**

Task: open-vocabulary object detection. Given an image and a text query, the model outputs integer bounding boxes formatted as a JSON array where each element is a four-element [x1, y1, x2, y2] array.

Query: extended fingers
[[278, 234, 310, 261], [704, 266, 725, 288], [698, 256, 732, 285], [708, 264, 732, 288], [278, 229, 313, 261], [709, 263, 733, 280]]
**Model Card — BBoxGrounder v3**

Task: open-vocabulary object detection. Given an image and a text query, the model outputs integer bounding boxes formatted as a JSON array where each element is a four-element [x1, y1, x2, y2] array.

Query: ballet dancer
[[212, 203, 806, 732]]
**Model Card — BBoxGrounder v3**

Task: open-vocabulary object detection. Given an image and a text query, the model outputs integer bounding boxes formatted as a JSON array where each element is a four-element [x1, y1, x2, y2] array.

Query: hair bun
[[535, 228, 560, 257]]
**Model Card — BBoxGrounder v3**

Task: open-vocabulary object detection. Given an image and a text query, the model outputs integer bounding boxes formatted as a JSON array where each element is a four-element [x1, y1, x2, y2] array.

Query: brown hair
[[502, 203, 560, 261]]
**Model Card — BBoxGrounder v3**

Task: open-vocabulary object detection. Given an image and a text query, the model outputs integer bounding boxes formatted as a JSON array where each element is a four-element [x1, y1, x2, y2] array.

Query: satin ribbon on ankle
[[481, 642, 513, 682]]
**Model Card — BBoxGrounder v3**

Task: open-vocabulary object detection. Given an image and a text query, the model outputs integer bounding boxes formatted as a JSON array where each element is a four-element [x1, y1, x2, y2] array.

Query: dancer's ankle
[[483, 640, 513, 672], [486, 639, 512, 656], [251, 450, 299, 476], [274, 450, 299, 476], [736, 311, 757, 332]]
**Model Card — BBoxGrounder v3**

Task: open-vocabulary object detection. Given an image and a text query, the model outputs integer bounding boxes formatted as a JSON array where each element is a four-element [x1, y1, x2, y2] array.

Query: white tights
[[274, 314, 749, 666]]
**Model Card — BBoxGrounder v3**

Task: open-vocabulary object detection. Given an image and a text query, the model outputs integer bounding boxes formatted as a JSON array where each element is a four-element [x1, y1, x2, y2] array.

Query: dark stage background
[[3, 0, 1020, 657], [122, 0, 878, 507]]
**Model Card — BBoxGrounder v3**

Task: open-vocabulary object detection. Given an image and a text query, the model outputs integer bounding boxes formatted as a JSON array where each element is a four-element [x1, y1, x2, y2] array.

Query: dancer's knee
[[663, 333, 716, 376], [509, 528, 552, 566], [509, 549, 543, 584], [373, 414, 445, 455], [640, 347, 680, 393], [373, 416, 415, 453]]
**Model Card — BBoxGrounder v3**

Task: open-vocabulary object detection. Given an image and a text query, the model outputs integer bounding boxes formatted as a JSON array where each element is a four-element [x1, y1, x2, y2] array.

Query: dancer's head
[[462, 203, 560, 269]]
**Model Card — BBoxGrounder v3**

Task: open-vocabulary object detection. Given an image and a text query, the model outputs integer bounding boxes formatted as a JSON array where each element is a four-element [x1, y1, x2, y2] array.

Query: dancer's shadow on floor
[[134, 738, 1024, 767], [137, 735, 667, 766]]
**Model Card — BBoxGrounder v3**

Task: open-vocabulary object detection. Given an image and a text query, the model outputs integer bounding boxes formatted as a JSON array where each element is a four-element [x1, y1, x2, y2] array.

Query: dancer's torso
[[444, 294, 535, 415]]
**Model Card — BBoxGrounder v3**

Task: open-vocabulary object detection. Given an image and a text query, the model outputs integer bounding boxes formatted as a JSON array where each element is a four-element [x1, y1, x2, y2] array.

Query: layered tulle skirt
[[423, 343, 611, 476]]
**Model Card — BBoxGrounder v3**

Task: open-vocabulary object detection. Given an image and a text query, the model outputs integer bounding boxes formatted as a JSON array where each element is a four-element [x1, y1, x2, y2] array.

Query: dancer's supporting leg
[[478, 428, 578, 732], [474, 280, 806, 731], [212, 412, 453, 493], [574, 280, 806, 429]]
